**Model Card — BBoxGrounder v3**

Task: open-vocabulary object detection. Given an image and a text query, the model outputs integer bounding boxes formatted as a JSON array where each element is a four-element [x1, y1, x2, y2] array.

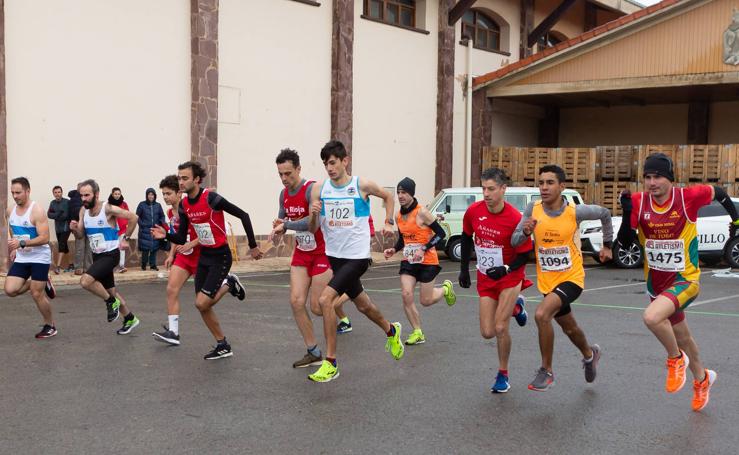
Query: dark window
[[697, 201, 739, 218], [461, 9, 501, 52], [364, 0, 416, 28], [539, 31, 567, 49]]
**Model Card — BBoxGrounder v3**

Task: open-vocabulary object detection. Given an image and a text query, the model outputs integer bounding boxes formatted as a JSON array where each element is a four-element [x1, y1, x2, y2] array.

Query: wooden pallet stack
[[481, 144, 738, 214]]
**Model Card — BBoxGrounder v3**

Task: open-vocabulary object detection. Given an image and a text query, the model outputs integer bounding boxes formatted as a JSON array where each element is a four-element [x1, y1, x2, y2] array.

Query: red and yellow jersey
[[532, 201, 584, 294], [630, 186, 712, 296], [396, 205, 439, 266]]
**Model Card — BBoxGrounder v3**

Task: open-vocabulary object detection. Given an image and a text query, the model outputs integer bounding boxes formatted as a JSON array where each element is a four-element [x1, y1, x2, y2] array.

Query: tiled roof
[[472, 0, 682, 89]]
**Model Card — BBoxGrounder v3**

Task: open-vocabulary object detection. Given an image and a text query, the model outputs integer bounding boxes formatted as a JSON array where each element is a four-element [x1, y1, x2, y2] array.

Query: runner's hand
[[620, 189, 632, 211], [599, 246, 613, 262], [522, 218, 537, 236], [164, 256, 173, 269], [272, 218, 285, 228], [119, 238, 129, 250], [383, 248, 395, 259], [269, 222, 285, 241], [485, 266, 509, 280], [310, 200, 322, 216], [412, 248, 424, 263], [381, 225, 394, 239], [69, 220, 78, 231], [151, 225, 167, 240], [458, 269, 471, 288], [9, 249, 16, 263], [175, 244, 190, 254], [7, 238, 19, 252], [250, 247, 264, 260]]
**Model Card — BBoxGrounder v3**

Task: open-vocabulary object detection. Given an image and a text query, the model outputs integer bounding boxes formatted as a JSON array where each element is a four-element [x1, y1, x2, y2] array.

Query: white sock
[[168, 315, 179, 335]]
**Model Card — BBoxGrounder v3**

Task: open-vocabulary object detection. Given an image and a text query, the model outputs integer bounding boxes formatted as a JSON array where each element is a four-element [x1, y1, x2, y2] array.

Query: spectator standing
[[136, 188, 165, 271], [68, 185, 92, 275], [108, 187, 130, 273], [47, 185, 71, 274]]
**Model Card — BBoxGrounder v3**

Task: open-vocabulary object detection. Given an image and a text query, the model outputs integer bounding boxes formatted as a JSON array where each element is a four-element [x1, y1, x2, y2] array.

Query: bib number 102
[[329, 207, 350, 220]]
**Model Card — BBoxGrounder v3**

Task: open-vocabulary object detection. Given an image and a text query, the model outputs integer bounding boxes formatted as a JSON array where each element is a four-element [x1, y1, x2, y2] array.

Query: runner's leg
[[290, 266, 317, 348], [28, 280, 53, 325], [673, 320, 706, 380], [494, 283, 523, 371], [400, 274, 421, 331], [418, 280, 445, 307], [554, 312, 593, 359], [534, 292, 564, 371], [643, 296, 681, 358]]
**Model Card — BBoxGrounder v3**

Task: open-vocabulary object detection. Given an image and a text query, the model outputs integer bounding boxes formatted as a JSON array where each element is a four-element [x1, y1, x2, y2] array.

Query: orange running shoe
[[665, 350, 689, 393], [692, 369, 717, 412]]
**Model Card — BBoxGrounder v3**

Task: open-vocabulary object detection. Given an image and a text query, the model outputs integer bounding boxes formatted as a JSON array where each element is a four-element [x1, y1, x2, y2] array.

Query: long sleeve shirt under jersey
[[276, 180, 314, 232]]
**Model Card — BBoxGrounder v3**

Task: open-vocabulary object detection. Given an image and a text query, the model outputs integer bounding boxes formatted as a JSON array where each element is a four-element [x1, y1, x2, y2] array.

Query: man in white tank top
[[5, 177, 57, 339], [70, 179, 141, 335], [305, 140, 403, 383]]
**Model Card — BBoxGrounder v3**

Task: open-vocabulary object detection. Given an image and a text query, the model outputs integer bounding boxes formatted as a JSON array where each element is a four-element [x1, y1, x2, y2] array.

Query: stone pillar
[[191, 0, 219, 188], [0, 0, 8, 272], [331, 0, 354, 167], [435, 0, 455, 194], [471, 90, 493, 183]]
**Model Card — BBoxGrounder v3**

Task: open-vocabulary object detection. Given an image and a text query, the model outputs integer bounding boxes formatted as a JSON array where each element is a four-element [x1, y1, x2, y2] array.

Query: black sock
[[218, 337, 227, 345], [386, 325, 396, 337], [124, 313, 134, 322], [326, 357, 337, 366], [105, 295, 117, 304]]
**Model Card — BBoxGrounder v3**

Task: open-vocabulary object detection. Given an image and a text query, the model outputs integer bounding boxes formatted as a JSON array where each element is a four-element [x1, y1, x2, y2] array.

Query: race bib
[[88, 233, 107, 254], [193, 222, 215, 246], [324, 199, 355, 228], [475, 245, 504, 272], [13, 234, 34, 252], [645, 239, 685, 272], [538, 246, 572, 272], [295, 231, 317, 252], [403, 243, 424, 264]]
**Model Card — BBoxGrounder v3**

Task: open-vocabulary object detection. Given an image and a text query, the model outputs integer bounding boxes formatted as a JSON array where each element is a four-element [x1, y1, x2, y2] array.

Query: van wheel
[[612, 241, 643, 269], [723, 237, 739, 269], [446, 238, 462, 262]]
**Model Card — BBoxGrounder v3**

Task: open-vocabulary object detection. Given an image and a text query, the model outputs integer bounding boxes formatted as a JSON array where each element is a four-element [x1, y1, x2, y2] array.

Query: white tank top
[[84, 203, 120, 254], [9, 202, 51, 264], [320, 176, 371, 259]]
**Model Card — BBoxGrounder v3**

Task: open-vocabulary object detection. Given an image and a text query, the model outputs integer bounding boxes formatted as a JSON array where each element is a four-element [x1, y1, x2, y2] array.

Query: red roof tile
[[472, 0, 683, 89]]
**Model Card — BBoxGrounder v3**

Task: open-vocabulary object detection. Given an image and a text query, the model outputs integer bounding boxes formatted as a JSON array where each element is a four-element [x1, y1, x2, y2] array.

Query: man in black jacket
[[68, 186, 92, 274], [48, 186, 71, 274]]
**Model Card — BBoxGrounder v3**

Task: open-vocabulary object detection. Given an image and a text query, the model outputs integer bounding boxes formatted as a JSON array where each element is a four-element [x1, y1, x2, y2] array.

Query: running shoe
[[308, 360, 340, 383], [666, 350, 690, 393], [442, 280, 456, 306], [583, 344, 601, 383], [227, 274, 246, 301], [405, 329, 426, 345], [528, 367, 554, 392], [337, 318, 353, 334], [152, 325, 180, 346], [204, 341, 233, 360], [117, 315, 140, 335], [491, 371, 510, 393], [45, 278, 56, 299], [513, 295, 527, 327], [106, 298, 121, 322], [385, 322, 404, 360], [53, 266, 61, 275], [692, 369, 717, 412], [293, 352, 323, 369], [35, 324, 57, 339]]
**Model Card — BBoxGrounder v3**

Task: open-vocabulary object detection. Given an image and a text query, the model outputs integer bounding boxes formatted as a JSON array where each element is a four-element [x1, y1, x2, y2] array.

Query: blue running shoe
[[491, 371, 510, 394], [514, 295, 528, 327]]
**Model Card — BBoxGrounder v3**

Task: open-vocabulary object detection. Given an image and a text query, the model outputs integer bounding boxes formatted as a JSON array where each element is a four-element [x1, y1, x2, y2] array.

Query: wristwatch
[[385, 219, 395, 226], [122, 234, 130, 241], [19, 240, 26, 249]]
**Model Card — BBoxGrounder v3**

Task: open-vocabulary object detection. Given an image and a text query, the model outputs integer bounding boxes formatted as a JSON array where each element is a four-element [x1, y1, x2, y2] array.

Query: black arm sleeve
[[208, 192, 258, 249], [460, 232, 473, 271], [617, 208, 637, 248], [166, 204, 190, 245], [509, 252, 528, 271], [714, 186, 739, 222], [394, 225, 405, 252], [423, 221, 447, 251]]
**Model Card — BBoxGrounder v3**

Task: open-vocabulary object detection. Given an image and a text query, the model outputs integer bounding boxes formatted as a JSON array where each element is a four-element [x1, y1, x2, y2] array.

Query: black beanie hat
[[643, 153, 674, 182], [397, 177, 416, 197]]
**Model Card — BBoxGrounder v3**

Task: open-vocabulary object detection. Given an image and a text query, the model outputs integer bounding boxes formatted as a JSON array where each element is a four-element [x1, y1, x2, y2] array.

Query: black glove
[[458, 269, 471, 288], [485, 265, 509, 280], [620, 189, 632, 211], [730, 222, 738, 238]]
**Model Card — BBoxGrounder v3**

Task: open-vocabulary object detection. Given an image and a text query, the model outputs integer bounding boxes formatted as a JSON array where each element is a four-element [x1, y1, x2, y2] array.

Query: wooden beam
[[519, 0, 534, 58], [528, 0, 577, 47], [584, 1, 598, 31], [448, 0, 476, 26]]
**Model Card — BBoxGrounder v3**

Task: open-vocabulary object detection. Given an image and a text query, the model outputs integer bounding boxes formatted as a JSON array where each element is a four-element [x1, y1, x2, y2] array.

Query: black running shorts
[[87, 249, 120, 290], [327, 256, 370, 300], [195, 246, 232, 298], [398, 261, 441, 283], [56, 231, 71, 254], [546, 281, 583, 318]]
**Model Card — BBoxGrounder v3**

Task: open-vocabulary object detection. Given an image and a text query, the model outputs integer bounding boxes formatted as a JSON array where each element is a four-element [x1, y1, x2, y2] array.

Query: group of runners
[[5, 144, 737, 412]]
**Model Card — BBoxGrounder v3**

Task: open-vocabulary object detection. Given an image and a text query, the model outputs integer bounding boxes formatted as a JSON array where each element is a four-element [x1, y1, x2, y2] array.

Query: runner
[[269, 148, 330, 368], [70, 179, 141, 335], [511, 165, 613, 391], [152, 161, 263, 359], [334, 215, 373, 334], [383, 177, 456, 346], [152, 175, 244, 346], [305, 140, 404, 382], [617, 153, 739, 411], [5, 177, 57, 338], [458, 168, 531, 393]]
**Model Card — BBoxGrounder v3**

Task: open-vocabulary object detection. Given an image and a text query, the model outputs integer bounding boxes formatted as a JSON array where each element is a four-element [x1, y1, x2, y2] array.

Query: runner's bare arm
[[511, 202, 536, 247], [25, 203, 51, 247], [307, 181, 323, 234], [107, 204, 138, 239], [360, 178, 394, 234]]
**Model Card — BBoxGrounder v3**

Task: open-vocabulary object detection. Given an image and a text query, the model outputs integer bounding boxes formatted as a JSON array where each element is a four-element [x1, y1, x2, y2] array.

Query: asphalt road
[[1, 260, 738, 454]]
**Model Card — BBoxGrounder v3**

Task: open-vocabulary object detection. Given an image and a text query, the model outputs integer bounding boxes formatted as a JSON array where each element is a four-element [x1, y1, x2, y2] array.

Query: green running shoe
[[385, 322, 404, 360], [308, 360, 340, 383], [106, 297, 121, 322], [117, 315, 140, 335], [442, 280, 456, 306], [405, 329, 425, 345]]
